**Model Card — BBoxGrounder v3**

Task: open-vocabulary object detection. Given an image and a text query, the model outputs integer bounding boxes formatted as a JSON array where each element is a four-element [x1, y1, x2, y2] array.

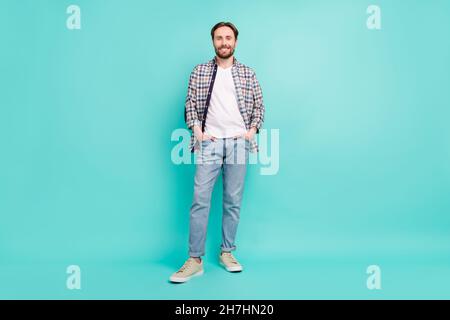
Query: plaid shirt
[[184, 56, 265, 153]]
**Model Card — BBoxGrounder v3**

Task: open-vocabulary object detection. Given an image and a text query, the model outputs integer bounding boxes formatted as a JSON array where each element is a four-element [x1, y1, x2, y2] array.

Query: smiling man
[[170, 22, 265, 283]]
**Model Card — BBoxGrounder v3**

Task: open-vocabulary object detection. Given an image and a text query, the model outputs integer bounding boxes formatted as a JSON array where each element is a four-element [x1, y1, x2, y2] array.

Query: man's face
[[213, 26, 237, 59]]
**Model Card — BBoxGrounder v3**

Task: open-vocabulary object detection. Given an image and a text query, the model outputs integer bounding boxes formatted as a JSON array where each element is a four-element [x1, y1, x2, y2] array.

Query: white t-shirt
[[204, 66, 247, 138]]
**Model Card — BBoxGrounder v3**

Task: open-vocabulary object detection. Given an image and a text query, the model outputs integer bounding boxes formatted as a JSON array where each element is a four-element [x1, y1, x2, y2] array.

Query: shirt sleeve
[[184, 66, 201, 130], [250, 71, 265, 134]]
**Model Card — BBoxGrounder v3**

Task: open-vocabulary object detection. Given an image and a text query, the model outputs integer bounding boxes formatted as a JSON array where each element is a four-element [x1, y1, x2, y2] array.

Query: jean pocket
[[201, 139, 213, 147]]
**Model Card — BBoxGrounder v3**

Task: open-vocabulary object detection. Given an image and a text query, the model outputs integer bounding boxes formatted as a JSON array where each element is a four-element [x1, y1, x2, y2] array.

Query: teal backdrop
[[1, 0, 449, 299]]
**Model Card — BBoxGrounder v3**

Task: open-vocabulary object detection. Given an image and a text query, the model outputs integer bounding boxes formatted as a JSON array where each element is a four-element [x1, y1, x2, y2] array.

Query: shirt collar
[[211, 55, 239, 67]]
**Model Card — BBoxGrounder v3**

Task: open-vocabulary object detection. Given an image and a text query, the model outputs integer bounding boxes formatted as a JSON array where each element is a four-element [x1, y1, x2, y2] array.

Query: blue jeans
[[188, 136, 250, 257]]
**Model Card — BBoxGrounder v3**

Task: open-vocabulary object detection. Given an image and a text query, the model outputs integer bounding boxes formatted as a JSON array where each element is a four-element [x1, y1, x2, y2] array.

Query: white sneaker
[[219, 252, 243, 272], [169, 257, 204, 283]]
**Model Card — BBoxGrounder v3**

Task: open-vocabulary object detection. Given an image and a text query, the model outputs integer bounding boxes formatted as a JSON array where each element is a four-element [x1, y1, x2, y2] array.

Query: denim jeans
[[188, 136, 250, 257]]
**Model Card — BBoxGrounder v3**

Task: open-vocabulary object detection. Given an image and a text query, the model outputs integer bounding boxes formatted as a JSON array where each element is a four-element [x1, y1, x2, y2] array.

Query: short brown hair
[[211, 22, 239, 40]]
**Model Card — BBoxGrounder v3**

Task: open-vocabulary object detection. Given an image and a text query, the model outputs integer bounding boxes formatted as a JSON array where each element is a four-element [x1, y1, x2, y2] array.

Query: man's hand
[[192, 125, 215, 141], [201, 133, 216, 141], [243, 127, 257, 141]]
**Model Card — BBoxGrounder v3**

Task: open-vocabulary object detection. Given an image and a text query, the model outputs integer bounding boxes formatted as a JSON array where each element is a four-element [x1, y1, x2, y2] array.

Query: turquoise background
[[1, 0, 449, 299]]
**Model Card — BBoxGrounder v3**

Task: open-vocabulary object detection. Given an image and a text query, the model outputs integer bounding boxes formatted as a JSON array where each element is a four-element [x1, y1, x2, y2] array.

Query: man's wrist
[[193, 125, 203, 140]]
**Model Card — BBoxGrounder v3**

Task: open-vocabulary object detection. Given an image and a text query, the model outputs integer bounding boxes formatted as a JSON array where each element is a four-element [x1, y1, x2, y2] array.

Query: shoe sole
[[169, 269, 204, 283], [219, 260, 243, 272]]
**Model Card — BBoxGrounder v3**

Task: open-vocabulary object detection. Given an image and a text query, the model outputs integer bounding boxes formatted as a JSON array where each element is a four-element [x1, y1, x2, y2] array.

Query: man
[[170, 22, 265, 283]]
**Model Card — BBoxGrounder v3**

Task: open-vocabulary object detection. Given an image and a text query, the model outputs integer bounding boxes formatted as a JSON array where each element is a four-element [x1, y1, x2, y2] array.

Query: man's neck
[[215, 55, 234, 68]]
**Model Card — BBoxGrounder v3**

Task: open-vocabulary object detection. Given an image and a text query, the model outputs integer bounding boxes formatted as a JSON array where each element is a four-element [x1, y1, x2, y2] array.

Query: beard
[[215, 46, 235, 59]]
